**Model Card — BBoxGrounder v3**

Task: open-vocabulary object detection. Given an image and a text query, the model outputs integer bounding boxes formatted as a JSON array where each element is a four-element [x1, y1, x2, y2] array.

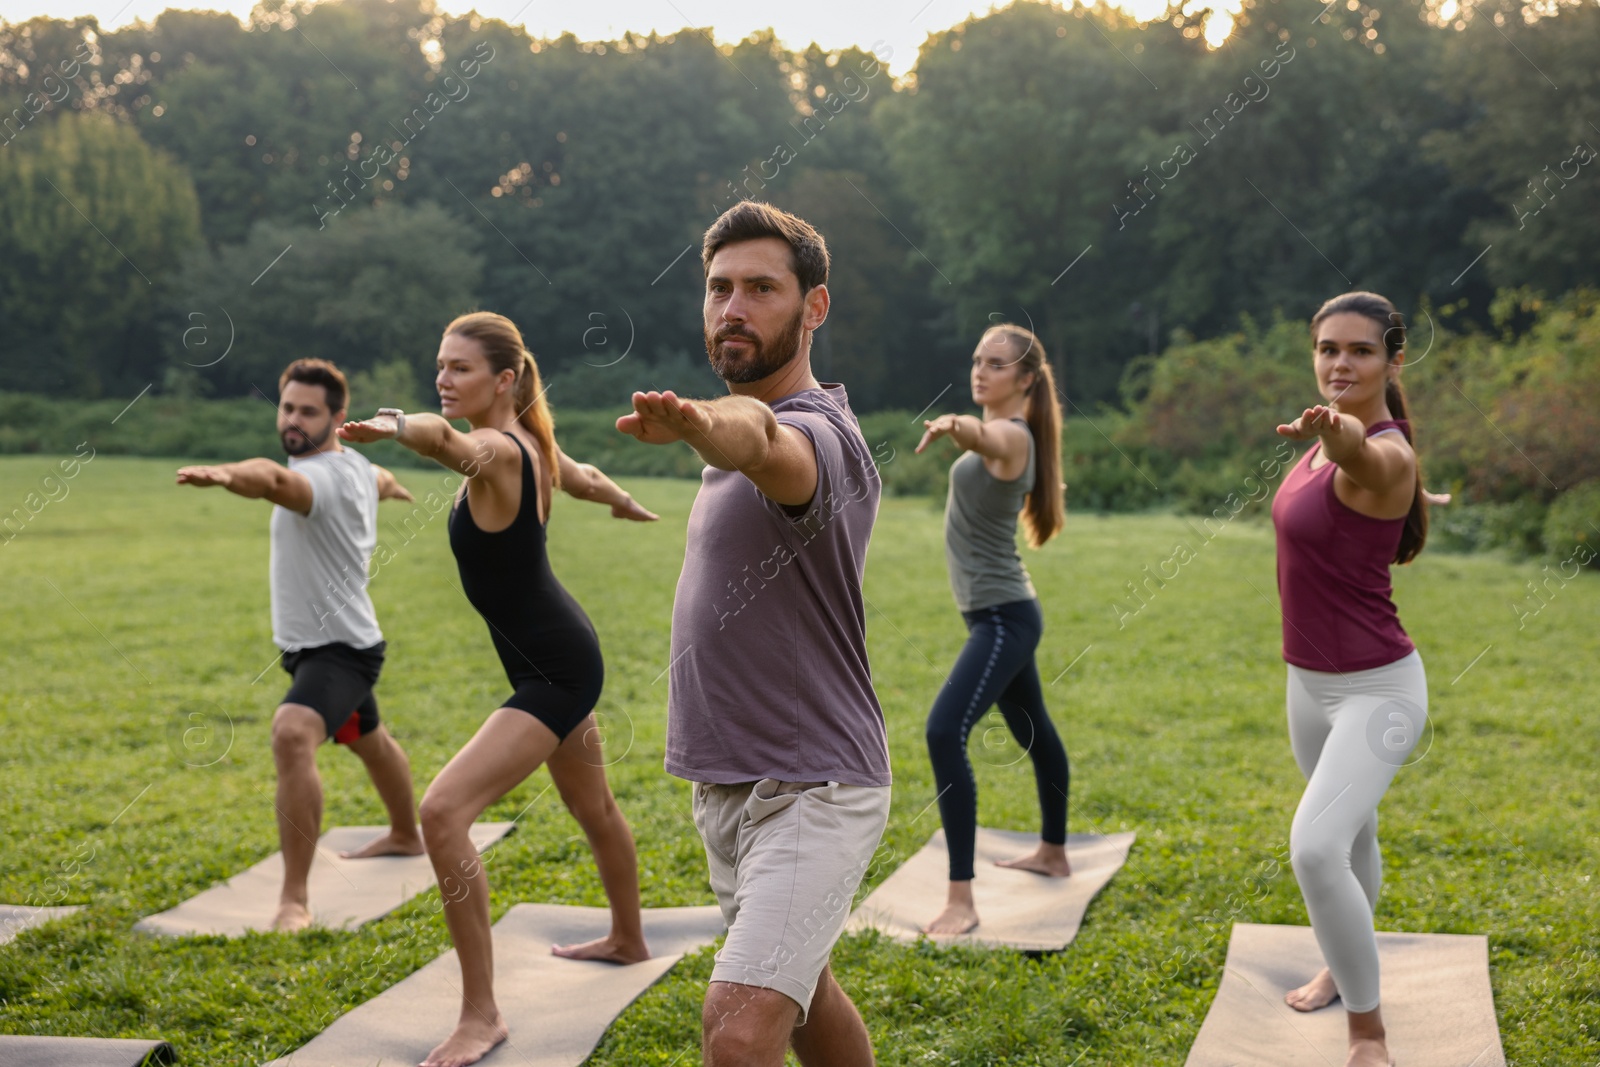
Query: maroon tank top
[[1270, 419, 1416, 673]]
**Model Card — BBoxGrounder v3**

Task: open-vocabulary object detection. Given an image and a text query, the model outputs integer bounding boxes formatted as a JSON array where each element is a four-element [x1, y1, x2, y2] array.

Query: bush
[[1428, 499, 1549, 557], [1118, 314, 1308, 465], [1061, 423, 1165, 513], [1417, 289, 1600, 506], [1542, 481, 1600, 568], [7, 283, 1597, 542], [853, 411, 949, 498], [0, 391, 282, 462]]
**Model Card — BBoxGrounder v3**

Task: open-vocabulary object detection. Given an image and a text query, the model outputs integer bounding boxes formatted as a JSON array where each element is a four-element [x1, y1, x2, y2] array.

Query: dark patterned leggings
[[925, 598, 1070, 882]]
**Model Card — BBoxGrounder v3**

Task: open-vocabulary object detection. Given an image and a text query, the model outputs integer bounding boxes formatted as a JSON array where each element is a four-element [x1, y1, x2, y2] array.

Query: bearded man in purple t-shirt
[[618, 200, 892, 1067]]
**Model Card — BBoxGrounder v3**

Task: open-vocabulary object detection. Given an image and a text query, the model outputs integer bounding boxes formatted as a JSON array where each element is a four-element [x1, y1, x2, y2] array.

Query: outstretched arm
[[617, 391, 816, 507], [1276, 404, 1414, 495], [373, 465, 416, 503], [914, 414, 1030, 480], [556, 450, 658, 521], [339, 411, 500, 481], [175, 459, 313, 516]]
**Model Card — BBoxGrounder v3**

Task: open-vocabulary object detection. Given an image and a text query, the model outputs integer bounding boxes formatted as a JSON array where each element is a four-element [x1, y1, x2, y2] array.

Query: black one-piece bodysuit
[[448, 430, 604, 740]]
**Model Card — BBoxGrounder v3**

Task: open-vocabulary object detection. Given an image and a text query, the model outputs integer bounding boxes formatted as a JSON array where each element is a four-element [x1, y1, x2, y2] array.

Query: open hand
[[337, 414, 400, 443], [617, 391, 712, 446], [176, 465, 231, 488], [611, 496, 660, 522], [916, 414, 961, 454], [384, 482, 415, 504], [1276, 405, 1354, 441]]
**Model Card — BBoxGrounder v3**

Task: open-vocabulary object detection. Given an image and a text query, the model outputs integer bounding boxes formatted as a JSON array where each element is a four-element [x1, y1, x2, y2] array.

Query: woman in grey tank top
[[913, 323, 1072, 935]]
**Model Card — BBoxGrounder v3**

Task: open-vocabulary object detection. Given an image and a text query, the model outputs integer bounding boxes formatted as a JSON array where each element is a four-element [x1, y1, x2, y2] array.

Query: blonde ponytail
[[515, 349, 560, 490]]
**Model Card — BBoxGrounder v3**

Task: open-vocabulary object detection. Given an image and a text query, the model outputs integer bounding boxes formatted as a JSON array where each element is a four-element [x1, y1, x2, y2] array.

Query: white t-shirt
[[269, 448, 383, 652]]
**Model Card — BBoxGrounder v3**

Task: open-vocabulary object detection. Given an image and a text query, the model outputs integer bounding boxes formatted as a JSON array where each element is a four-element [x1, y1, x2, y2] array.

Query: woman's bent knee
[[563, 790, 618, 832], [925, 720, 965, 752], [418, 792, 472, 838], [1290, 836, 1347, 888]]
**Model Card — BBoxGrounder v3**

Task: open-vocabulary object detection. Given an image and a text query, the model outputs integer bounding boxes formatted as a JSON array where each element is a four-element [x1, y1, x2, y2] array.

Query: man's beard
[[280, 421, 330, 456], [705, 306, 805, 384]]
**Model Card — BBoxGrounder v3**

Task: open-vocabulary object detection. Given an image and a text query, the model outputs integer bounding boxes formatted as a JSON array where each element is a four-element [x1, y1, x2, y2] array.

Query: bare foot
[[420, 1015, 508, 1067], [1346, 1036, 1394, 1067], [272, 901, 313, 932], [1285, 966, 1339, 1012], [995, 844, 1072, 877], [921, 902, 980, 935], [550, 934, 650, 965], [339, 830, 425, 859]]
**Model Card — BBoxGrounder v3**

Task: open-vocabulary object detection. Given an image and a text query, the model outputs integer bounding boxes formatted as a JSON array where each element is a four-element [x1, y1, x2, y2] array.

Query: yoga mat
[[135, 823, 514, 937], [0, 904, 83, 946], [262, 903, 725, 1067], [1184, 923, 1506, 1067], [0, 1035, 175, 1065], [845, 828, 1137, 951]]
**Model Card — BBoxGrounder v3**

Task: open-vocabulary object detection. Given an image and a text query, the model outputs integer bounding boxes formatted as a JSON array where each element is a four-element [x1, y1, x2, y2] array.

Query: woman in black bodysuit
[[340, 311, 658, 1067]]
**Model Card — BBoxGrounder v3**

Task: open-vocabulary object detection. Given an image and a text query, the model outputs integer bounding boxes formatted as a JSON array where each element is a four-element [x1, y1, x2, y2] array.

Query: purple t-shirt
[[665, 384, 892, 787]]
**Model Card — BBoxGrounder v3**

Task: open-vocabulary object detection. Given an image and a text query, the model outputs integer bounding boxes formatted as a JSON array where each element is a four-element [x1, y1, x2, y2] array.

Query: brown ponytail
[[985, 324, 1065, 548], [1310, 292, 1425, 563], [443, 311, 561, 490]]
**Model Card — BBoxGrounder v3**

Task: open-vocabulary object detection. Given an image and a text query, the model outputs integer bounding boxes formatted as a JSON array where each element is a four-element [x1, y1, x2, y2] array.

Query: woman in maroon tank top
[[1270, 292, 1431, 1067]]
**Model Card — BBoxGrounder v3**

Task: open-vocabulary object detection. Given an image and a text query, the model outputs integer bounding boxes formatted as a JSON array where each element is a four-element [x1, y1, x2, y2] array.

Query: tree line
[[1, 0, 1596, 415]]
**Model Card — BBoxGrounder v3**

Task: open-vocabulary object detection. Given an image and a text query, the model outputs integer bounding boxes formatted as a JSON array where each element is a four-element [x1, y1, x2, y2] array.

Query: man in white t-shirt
[[177, 359, 420, 931]]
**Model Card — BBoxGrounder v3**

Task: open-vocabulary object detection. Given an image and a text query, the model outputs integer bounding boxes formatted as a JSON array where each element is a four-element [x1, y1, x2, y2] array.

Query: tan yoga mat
[[845, 828, 1137, 951], [0, 904, 83, 946], [135, 823, 514, 937], [1184, 923, 1506, 1067], [0, 1035, 174, 1065], [262, 903, 725, 1067]]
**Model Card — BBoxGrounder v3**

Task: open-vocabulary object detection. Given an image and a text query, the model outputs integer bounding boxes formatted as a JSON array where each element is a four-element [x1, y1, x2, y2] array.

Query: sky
[[1, 0, 1237, 68]]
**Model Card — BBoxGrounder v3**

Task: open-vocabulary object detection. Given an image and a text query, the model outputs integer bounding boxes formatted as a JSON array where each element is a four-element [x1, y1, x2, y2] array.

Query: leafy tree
[[164, 200, 482, 397], [134, 0, 438, 244], [1423, 0, 1600, 295], [0, 111, 200, 395], [1144, 0, 1495, 339], [415, 24, 796, 390], [881, 1, 1206, 404], [4, 0, 1599, 415]]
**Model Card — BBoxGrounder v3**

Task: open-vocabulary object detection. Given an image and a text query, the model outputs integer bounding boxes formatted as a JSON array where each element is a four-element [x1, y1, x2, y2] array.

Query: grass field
[[0, 453, 1596, 1066]]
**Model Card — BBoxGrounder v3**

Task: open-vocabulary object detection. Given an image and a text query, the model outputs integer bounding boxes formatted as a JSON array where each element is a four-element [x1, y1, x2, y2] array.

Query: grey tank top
[[943, 417, 1038, 612]]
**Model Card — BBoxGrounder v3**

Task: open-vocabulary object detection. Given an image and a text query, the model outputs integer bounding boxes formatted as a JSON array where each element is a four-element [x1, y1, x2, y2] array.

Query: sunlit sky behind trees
[[6, 0, 1244, 56]]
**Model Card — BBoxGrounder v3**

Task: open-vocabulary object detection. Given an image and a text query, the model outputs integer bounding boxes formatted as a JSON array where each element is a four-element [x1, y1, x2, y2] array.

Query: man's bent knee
[[702, 1026, 780, 1067], [702, 982, 799, 1059], [272, 704, 325, 759]]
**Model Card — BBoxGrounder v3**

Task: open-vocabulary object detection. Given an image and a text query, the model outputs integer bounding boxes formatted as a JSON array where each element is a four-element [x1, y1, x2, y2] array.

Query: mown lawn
[[0, 454, 1594, 1065]]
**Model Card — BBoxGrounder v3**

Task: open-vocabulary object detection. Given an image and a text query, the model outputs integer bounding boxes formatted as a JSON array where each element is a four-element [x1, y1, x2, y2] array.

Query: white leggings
[[1287, 650, 1427, 1014]]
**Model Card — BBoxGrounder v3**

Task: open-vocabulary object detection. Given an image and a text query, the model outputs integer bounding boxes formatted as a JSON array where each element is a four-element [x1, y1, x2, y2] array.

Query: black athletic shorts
[[280, 641, 386, 745]]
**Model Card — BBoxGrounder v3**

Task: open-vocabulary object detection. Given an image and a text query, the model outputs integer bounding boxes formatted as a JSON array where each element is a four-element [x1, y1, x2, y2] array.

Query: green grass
[[0, 455, 1595, 1065]]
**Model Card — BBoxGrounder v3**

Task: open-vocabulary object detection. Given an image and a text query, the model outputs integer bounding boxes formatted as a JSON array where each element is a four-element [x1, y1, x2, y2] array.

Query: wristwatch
[[376, 407, 406, 439]]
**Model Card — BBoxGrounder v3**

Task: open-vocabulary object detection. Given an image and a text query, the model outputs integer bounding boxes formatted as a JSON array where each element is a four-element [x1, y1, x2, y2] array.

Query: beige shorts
[[691, 778, 892, 1020]]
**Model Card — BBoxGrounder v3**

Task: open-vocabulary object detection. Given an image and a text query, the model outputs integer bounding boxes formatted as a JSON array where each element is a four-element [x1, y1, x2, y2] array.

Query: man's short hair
[[701, 200, 830, 292], [279, 359, 348, 413]]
